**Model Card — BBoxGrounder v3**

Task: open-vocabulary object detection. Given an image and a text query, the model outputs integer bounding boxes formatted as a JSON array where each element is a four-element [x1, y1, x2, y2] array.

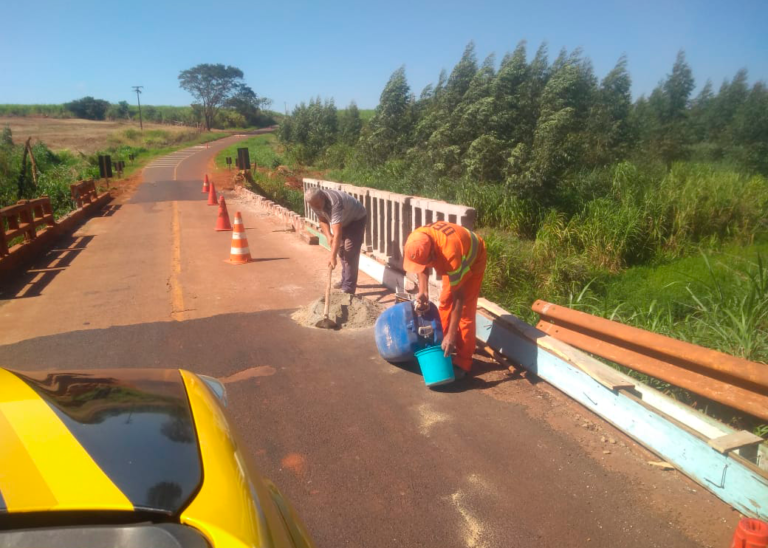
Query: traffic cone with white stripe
[[202, 174, 210, 193], [215, 196, 232, 231], [207, 181, 218, 206], [227, 212, 251, 264]]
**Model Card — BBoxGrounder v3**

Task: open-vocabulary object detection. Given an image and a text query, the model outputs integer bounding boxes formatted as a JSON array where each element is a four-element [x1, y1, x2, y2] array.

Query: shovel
[[315, 265, 338, 329]]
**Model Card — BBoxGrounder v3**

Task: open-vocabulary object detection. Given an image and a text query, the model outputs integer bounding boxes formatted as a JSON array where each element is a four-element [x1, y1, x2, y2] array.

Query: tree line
[[278, 42, 768, 203]]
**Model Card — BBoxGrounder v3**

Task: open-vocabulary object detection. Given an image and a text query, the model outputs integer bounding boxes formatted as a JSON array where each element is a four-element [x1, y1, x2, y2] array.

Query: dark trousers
[[339, 216, 367, 294]]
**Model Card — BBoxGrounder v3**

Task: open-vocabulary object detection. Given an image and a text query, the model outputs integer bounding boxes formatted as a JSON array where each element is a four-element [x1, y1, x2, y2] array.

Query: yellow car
[[0, 368, 314, 548]]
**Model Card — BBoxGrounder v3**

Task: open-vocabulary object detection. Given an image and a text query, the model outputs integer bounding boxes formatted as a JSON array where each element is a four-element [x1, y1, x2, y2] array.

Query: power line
[[132, 86, 144, 131]]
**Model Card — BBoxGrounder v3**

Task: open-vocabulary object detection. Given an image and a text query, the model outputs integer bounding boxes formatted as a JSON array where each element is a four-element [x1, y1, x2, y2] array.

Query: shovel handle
[[323, 265, 333, 318]]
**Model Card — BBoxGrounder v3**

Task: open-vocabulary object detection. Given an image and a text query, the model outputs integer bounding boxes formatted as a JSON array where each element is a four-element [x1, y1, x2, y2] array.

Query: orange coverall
[[414, 222, 487, 371]]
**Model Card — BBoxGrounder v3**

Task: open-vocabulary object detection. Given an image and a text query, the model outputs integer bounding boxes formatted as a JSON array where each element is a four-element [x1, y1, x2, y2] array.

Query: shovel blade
[[315, 317, 338, 329]]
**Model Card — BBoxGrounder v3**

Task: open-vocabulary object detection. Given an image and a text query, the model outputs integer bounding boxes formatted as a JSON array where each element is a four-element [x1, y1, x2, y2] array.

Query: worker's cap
[[403, 231, 433, 273]]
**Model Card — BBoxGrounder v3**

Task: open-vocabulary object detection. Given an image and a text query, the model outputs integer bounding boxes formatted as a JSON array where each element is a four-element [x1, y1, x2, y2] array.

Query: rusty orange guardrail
[[0, 197, 56, 257], [532, 300, 768, 422]]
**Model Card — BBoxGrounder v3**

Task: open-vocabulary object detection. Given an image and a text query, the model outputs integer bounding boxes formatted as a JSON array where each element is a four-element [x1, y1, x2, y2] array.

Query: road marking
[[174, 148, 198, 181], [170, 201, 185, 321]]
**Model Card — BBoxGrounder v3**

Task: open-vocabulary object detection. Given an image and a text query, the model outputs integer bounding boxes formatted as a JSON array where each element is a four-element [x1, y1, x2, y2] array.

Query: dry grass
[[0, 117, 206, 154]]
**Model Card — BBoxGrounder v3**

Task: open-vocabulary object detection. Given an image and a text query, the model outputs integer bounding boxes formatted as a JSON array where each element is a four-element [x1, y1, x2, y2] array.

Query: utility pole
[[132, 86, 144, 131]]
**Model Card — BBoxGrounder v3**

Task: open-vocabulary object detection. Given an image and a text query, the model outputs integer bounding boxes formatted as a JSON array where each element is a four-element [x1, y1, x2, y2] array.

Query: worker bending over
[[305, 188, 368, 295], [403, 222, 487, 378]]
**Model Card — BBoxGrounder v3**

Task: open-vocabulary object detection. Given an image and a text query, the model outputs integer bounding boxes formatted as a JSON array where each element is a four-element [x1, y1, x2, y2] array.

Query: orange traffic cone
[[202, 174, 210, 193], [731, 518, 768, 548], [215, 196, 233, 231], [207, 181, 218, 206], [227, 212, 251, 264]]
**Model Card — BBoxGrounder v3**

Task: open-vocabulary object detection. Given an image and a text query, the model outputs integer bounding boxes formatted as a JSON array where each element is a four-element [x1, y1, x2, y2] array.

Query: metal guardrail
[[302, 178, 476, 274], [532, 299, 768, 422], [0, 197, 55, 256]]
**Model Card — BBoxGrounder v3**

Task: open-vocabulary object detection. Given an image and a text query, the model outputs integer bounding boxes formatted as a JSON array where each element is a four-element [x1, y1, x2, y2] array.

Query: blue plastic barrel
[[415, 346, 455, 386], [374, 301, 443, 363]]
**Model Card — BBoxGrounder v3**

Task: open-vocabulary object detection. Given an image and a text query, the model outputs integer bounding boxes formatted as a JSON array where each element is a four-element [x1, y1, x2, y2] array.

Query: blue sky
[[1, 0, 766, 110]]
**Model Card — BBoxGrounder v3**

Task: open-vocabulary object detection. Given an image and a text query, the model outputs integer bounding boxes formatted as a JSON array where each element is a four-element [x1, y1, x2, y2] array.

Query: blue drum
[[374, 301, 444, 363]]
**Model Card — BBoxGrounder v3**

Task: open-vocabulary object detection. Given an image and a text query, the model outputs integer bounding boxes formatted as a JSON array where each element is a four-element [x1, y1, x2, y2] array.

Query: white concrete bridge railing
[[302, 178, 476, 289]]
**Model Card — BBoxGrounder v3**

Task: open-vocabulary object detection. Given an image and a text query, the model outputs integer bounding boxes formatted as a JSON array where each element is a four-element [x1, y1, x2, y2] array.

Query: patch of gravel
[[292, 292, 384, 330]]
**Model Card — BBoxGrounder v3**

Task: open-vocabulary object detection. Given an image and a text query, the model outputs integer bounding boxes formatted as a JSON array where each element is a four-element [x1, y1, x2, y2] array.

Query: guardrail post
[[0, 219, 8, 256], [18, 200, 36, 242], [41, 197, 55, 227], [71, 184, 82, 209]]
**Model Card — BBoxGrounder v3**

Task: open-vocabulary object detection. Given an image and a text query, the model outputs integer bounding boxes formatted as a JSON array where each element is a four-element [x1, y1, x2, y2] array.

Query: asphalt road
[[0, 138, 734, 548]]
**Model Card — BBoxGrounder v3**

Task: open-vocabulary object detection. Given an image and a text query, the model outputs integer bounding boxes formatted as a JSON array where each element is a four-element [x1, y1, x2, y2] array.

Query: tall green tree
[[586, 55, 633, 164], [644, 50, 695, 165], [361, 66, 414, 165], [732, 81, 768, 173], [225, 84, 272, 127], [491, 41, 530, 143], [340, 101, 363, 145], [178, 64, 247, 130], [517, 49, 597, 200]]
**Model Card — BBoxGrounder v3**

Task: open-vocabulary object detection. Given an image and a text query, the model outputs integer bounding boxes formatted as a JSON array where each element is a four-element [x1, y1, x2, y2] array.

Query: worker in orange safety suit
[[402, 221, 487, 378]]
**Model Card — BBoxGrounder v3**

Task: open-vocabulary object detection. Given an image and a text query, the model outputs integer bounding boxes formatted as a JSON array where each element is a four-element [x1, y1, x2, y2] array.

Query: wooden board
[[709, 431, 764, 454], [477, 299, 635, 391]]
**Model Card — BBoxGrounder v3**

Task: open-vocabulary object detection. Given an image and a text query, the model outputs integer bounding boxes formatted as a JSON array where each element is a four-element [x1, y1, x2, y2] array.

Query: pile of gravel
[[292, 292, 384, 330]]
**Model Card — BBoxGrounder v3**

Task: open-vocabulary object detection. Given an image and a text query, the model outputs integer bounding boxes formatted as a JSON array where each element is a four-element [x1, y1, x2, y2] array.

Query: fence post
[[0, 221, 8, 256], [18, 200, 36, 242], [71, 184, 82, 209], [41, 197, 55, 227]]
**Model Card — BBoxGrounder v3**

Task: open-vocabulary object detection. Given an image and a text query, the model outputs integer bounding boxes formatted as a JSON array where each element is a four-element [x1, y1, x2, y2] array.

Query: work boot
[[333, 281, 343, 290], [453, 366, 467, 380]]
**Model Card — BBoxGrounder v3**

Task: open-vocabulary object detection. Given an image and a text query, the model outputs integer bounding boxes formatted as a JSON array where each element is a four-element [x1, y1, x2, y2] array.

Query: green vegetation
[[215, 134, 284, 170], [0, 100, 281, 129], [0, 104, 73, 118], [64, 97, 111, 120], [215, 134, 304, 213], [178, 63, 274, 130], [0, 126, 224, 219]]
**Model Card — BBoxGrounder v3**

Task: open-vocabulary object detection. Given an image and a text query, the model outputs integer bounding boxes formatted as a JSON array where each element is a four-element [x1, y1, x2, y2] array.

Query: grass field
[[0, 117, 221, 154]]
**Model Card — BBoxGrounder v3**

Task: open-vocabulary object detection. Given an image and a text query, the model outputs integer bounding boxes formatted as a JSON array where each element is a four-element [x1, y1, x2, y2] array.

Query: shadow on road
[[0, 235, 96, 300], [99, 205, 122, 217]]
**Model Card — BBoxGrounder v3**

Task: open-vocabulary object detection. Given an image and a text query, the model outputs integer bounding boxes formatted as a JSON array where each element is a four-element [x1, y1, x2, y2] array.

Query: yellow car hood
[[0, 368, 202, 515]]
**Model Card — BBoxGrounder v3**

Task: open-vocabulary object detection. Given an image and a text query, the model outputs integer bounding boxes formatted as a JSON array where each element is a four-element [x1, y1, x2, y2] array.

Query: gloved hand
[[414, 292, 430, 314]]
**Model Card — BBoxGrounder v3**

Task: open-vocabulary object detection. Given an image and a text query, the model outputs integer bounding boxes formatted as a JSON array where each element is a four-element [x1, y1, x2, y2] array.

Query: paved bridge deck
[[0, 137, 738, 547]]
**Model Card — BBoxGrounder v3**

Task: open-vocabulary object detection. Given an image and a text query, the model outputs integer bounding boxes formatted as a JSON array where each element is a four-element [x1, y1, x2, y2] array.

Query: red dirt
[[281, 453, 307, 477], [206, 156, 238, 190]]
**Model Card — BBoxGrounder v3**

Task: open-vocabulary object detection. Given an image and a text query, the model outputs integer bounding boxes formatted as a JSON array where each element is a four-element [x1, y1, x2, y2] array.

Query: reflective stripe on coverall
[[414, 223, 487, 371]]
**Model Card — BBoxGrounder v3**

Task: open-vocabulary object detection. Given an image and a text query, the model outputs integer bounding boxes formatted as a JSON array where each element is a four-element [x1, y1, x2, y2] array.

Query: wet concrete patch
[[292, 292, 384, 330]]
